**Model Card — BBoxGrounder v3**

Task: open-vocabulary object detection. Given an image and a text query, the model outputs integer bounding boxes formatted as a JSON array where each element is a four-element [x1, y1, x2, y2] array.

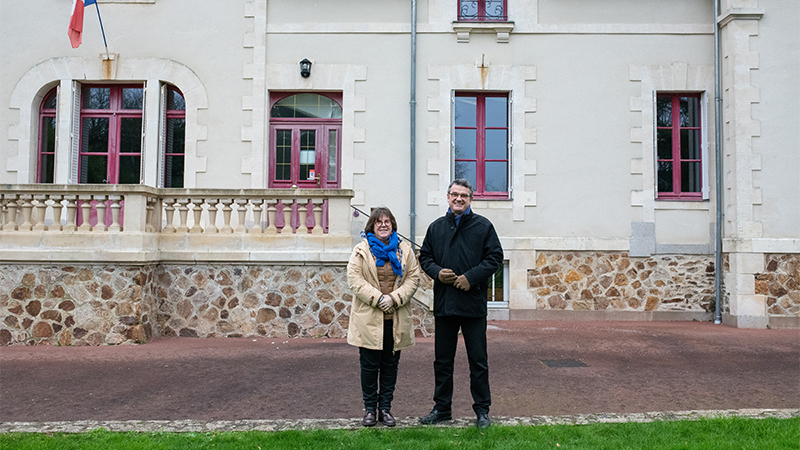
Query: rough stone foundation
[[758, 254, 800, 317], [529, 252, 716, 312]]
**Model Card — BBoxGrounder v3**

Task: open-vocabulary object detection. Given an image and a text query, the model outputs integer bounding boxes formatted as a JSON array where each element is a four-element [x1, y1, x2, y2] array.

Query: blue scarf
[[366, 231, 403, 277]]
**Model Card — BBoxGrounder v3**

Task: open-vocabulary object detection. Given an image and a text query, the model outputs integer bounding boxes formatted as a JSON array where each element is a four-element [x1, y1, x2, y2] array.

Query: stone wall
[[528, 252, 715, 312], [758, 254, 800, 317], [0, 263, 435, 346]]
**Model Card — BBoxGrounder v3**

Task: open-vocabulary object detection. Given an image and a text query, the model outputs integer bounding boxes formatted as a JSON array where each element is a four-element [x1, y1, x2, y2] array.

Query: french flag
[[68, 0, 97, 48]]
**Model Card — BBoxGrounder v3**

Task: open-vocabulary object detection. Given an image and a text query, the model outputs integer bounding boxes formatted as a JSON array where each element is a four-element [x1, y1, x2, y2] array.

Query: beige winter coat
[[346, 237, 420, 351]]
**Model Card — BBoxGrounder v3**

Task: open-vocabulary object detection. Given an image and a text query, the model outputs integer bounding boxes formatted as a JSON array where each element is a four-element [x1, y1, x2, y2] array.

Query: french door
[[269, 124, 341, 189]]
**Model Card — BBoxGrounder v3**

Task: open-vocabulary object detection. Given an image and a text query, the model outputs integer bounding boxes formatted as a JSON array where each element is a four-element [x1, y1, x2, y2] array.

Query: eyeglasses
[[447, 192, 472, 200]]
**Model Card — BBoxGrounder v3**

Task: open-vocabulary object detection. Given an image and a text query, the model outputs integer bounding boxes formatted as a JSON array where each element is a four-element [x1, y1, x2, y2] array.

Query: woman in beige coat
[[347, 207, 420, 427]]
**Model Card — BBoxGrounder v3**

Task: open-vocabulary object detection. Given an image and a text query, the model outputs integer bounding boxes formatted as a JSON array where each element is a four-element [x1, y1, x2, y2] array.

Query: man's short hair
[[448, 178, 474, 197]]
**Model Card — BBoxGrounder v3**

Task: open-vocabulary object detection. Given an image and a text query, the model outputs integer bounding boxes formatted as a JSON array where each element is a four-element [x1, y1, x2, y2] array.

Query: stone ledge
[[2, 409, 797, 433], [511, 310, 713, 322]]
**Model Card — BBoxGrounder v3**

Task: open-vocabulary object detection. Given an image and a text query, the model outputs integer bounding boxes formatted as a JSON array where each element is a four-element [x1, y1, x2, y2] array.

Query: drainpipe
[[409, 0, 418, 245], [713, 0, 724, 324]]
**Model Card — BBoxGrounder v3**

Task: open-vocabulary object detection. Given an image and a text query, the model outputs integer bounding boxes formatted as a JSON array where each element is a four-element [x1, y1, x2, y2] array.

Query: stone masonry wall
[[758, 254, 800, 317], [528, 252, 715, 312], [1, 263, 435, 346]]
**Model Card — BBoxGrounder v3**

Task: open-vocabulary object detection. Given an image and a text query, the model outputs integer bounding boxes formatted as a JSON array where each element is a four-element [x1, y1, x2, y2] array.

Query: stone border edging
[[1, 409, 797, 434]]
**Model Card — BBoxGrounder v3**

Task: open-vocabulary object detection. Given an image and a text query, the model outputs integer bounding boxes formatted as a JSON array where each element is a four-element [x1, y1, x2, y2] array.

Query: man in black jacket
[[418, 178, 504, 429]]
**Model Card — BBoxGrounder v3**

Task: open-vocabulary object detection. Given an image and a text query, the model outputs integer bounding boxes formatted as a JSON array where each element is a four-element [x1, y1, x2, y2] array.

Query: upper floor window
[[458, 0, 507, 21], [269, 93, 342, 189], [38, 89, 58, 183], [656, 93, 703, 200], [164, 86, 185, 188], [454, 92, 509, 198]]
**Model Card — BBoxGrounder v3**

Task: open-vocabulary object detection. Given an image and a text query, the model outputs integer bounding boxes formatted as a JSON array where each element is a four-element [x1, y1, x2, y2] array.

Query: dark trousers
[[359, 319, 400, 411], [433, 315, 490, 415]]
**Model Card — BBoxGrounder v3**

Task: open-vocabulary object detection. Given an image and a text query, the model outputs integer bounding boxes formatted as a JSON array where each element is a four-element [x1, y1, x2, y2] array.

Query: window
[[79, 85, 143, 184], [454, 92, 509, 198], [164, 86, 185, 188], [458, 0, 507, 21], [656, 93, 702, 200], [38, 89, 58, 183], [269, 93, 342, 188]]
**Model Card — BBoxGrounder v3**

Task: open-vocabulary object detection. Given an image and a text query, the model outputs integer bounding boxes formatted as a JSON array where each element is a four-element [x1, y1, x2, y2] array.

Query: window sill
[[654, 198, 710, 211], [452, 21, 515, 44]]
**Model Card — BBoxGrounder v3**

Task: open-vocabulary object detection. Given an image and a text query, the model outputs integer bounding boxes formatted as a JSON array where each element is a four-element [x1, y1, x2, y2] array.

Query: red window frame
[[656, 93, 703, 200], [454, 92, 509, 199], [37, 88, 58, 183], [457, 0, 507, 21], [164, 85, 185, 188], [268, 92, 342, 189], [79, 84, 143, 184]]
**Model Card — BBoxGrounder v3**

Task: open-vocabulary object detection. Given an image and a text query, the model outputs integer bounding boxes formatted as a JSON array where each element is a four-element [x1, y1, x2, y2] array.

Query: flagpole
[[93, 2, 110, 59]]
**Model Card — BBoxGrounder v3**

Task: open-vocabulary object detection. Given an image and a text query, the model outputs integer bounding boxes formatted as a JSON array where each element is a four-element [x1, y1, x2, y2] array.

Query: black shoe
[[379, 410, 396, 427], [476, 413, 491, 429], [420, 408, 452, 425], [362, 409, 377, 427]]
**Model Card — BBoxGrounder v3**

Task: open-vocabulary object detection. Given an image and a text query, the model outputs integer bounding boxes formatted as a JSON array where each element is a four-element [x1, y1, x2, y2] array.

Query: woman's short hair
[[365, 206, 398, 234]]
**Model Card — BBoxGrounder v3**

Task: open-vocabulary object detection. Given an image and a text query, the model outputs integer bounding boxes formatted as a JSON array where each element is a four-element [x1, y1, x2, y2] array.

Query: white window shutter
[[139, 81, 147, 184], [69, 81, 81, 184], [701, 92, 710, 200], [652, 90, 658, 198], [158, 83, 167, 188]]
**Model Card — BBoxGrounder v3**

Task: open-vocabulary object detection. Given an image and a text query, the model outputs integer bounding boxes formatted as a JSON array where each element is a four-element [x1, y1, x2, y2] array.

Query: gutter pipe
[[410, 0, 418, 245], [714, 0, 724, 324]]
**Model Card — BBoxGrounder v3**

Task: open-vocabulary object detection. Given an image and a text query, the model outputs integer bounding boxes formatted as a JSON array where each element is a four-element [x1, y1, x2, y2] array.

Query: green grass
[[1, 417, 797, 450]]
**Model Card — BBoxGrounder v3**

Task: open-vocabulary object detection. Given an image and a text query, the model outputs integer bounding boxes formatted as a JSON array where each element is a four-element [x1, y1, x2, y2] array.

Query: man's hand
[[454, 275, 471, 291], [378, 295, 394, 312], [438, 268, 457, 285]]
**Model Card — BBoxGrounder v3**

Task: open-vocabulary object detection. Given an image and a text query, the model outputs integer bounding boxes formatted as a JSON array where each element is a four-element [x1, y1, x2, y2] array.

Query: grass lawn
[[1, 417, 797, 450]]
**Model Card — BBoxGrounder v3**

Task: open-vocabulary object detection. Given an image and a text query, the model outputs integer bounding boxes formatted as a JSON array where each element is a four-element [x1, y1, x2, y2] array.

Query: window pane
[[455, 161, 477, 189], [485, 97, 507, 128], [459, 0, 478, 20], [118, 155, 140, 184], [167, 89, 185, 111], [43, 91, 57, 110], [485, 161, 507, 192], [165, 155, 184, 188], [166, 118, 185, 155], [657, 129, 672, 160], [275, 129, 292, 181], [83, 88, 110, 109], [680, 97, 700, 127], [80, 155, 108, 183], [271, 94, 342, 119], [680, 129, 700, 160], [328, 129, 337, 182], [81, 118, 109, 154], [485, 0, 505, 19], [488, 265, 503, 302], [43, 117, 56, 153], [657, 161, 673, 193], [454, 96, 477, 127], [122, 88, 144, 110], [120, 118, 142, 153], [40, 154, 54, 183], [300, 130, 316, 180], [681, 162, 701, 193], [485, 129, 507, 160], [454, 129, 477, 159], [656, 97, 672, 127]]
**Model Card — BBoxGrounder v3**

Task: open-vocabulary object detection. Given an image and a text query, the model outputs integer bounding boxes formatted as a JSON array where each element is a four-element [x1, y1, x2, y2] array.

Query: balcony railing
[[0, 185, 355, 263]]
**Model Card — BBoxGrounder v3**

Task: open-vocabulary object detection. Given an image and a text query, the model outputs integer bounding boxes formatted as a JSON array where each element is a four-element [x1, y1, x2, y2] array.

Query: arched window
[[37, 89, 57, 183], [269, 93, 342, 188], [163, 85, 185, 188]]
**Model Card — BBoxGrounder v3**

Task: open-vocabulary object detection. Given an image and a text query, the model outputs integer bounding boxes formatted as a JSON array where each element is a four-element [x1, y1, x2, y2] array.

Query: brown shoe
[[379, 409, 396, 427], [362, 409, 377, 427]]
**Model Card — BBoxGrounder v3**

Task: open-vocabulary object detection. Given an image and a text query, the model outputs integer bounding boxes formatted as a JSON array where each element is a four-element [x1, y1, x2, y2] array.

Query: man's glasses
[[448, 192, 472, 200]]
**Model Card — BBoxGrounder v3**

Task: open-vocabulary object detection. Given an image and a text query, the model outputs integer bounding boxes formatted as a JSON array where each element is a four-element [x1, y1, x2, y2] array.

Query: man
[[418, 178, 504, 429]]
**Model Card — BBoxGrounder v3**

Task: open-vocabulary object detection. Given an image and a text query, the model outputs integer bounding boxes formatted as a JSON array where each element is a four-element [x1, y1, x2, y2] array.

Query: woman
[[347, 207, 420, 427]]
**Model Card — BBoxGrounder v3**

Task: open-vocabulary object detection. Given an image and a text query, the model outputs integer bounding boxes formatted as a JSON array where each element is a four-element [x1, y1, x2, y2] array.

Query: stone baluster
[[219, 199, 234, 234], [234, 198, 249, 233], [264, 200, 277, 235], [312, 199, 324, 235], [175, 198, 190, 233], [300, 198, 314, 234], [162, 198, 176, 233], [94, 195, 108, 232], [289, 199, 299, 234], [250, 199, 264, 234], [145, 197, 155, 232], [108, 195, 123, 232], [1, 195, 18, 231], [63, 195, 78, 231], [78, 195, 93, 231], [274, 200, 287, 234], [18, 195, 34, 231], [32, 195, 49, 231], [189, 198, 204, 233], [48, 195, 64, 232], [205, 199, 219, 233]]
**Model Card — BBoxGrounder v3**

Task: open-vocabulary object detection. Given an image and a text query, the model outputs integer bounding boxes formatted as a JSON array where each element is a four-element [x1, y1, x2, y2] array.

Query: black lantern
[[299, 58, 312, 78]]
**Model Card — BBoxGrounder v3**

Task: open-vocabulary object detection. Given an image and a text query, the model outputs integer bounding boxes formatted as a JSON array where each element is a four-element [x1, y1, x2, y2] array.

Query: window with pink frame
[[458, 0, 507, 21], [37, 89, 58, 183], [656, 93, 703, 200], [454, 92, 509, 199]]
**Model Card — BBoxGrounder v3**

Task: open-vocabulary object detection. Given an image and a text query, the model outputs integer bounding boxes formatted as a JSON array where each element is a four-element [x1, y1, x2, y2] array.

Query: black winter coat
[[419, 210, 504, 317]]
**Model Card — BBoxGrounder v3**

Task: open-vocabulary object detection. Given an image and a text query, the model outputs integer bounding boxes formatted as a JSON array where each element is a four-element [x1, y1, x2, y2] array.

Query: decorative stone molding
[[452, 22, 515, 43], [718, 9, 764, 27]]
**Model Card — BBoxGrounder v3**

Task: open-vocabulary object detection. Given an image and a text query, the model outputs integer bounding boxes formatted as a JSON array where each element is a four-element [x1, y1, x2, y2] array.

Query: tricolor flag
[[68, 0, 97, 48]]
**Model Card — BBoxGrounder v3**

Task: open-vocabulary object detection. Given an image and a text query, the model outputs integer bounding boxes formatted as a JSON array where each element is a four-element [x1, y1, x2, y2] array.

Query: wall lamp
[[299, 58, 312, 78]]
